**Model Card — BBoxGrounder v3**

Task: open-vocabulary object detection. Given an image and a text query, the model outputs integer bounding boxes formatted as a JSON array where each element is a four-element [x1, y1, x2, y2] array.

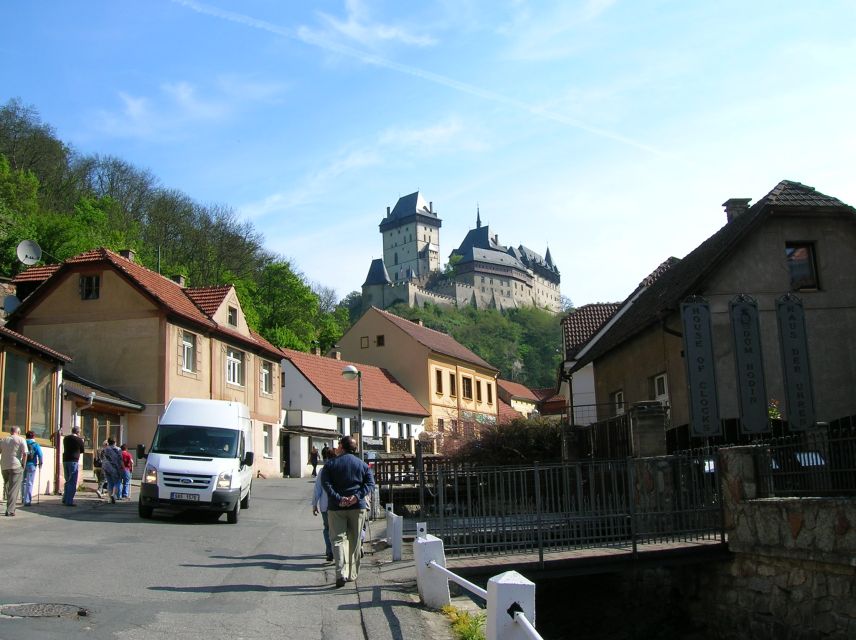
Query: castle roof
[[457, 247, 528, 272], [379, 191, 442, 232], [363, 259, 392, 286]]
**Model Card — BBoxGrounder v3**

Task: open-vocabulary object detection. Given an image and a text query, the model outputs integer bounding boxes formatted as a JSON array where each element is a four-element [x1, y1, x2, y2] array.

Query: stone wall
[[692, 447, 856, 639]]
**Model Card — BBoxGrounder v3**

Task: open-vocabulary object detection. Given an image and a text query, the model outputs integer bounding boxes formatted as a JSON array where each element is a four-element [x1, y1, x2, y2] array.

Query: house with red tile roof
[[496, 378, 539, 418], [280, 349, 428, 477], [336, 307, 499, 444], [570, 181, 856, 453], [8, 248, 285, 480]]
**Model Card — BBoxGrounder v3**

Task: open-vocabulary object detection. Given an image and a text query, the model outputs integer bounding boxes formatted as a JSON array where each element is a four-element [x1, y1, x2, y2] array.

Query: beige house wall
[[510, 397, 538, 416]]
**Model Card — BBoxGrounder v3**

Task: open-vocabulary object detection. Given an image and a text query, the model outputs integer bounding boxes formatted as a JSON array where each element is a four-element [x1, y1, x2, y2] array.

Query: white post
[[390, 513, 403, 561], [486, 571, 536, 640], [413, 534, 450, 609], [416, 522, 428, 538]]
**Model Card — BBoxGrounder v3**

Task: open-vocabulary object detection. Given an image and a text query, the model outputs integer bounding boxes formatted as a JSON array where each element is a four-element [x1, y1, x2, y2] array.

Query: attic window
[[79, 275, 100, 300], [228, 306, 238, 326], [785, 243, 819, 291], [376, 335, 385, 347]]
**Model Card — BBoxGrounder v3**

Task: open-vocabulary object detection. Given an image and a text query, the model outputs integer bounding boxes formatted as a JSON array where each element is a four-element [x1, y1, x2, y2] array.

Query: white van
[[137, 398, 254, 523]]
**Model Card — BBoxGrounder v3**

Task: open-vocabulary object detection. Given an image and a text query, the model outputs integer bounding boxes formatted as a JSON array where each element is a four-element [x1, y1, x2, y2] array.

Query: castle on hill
[[361, 191, 561, 314]]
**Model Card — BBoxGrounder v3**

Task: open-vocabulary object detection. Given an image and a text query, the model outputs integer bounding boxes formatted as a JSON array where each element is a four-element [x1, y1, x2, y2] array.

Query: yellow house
[[336, 307, 498, 442], [9, 248, 284, 478]]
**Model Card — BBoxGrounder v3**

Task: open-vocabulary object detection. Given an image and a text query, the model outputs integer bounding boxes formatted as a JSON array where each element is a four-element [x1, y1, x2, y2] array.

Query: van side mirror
[[243, 451, 254, 467], [136, 444, 147, 459]]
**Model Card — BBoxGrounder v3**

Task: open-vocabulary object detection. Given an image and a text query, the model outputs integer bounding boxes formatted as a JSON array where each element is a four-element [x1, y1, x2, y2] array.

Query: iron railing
[[418, 453, 723, 557], [752, 424, 856, 497]]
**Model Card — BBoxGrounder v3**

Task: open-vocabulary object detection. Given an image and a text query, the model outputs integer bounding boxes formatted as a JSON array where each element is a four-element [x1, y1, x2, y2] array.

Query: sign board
[[729, 296, 769, 433], [776, 295, 816, 430], [681, 300, 722, 437]]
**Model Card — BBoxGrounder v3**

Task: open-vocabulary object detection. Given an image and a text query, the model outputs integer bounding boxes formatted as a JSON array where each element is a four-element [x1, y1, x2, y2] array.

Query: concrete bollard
[[416, 521, 427, 538], [486, 571, 536, 640], [413, 534, 450, 609], [390, 513, 403, 561]]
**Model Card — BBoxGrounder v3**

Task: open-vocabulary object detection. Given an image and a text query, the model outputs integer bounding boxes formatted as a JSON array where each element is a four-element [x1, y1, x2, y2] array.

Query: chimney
[[334, 351, 342, 360], [722, 198, 751, 223], [312, 347, 321, 356], [118, 249, 136, 262], [416, 319, 424, 326], [429, 201, 433, 213], [170, 274, 186, 287], [386, 206, 390, 216]]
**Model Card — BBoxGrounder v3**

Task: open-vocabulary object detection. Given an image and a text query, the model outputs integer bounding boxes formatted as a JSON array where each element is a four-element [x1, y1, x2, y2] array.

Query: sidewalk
[[1, 477, 137, 516]]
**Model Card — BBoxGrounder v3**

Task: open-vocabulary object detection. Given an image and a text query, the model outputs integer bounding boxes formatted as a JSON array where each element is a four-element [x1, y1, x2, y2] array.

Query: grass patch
[[442, 604, 486, 640]]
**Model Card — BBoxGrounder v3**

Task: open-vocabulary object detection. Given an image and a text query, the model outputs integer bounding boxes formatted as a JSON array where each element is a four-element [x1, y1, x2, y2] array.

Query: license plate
[[171, 492, 199, 501]]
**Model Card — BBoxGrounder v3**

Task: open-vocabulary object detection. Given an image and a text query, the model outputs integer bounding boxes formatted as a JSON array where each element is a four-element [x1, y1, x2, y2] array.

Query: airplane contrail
[[170, 0, 665, 156]]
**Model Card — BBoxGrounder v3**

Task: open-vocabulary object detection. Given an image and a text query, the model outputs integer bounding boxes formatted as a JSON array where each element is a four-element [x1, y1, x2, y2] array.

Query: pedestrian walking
[[101, 438, 123, 503], [120, 444, 134, 500], [312, 446, 336, 562], [322, 436, 375, 587], [1, 426, 28, 516], [62, 425, 86, 506], [21, 430, 43, 506], [309, 446, 319, 477], [94, 440, 109, 498]]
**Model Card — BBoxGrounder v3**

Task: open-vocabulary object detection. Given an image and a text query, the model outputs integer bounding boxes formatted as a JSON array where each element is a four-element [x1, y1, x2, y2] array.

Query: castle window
[[394, 252, 398, 265]]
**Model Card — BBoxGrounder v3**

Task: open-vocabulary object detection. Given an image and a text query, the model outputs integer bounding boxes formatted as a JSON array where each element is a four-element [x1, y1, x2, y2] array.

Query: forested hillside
[[0, 98, 566, 388], [0, 98, 349, 352]]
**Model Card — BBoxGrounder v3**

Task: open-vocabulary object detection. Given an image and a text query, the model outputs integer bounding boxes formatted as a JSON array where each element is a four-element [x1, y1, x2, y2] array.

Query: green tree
[[0, 154, 40, 275]]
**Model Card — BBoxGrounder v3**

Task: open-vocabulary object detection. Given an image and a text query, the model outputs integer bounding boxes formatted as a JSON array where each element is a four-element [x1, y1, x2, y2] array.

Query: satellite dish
[[16, 240, 42, 266], [3, 295, 21, 314]]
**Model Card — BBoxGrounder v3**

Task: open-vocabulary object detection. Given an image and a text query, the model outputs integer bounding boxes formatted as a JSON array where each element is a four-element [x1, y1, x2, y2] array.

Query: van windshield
[[150, 425, 239, 459]]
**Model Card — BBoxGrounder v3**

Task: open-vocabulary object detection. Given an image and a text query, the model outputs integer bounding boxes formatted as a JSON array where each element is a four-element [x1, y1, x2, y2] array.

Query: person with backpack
[[101, 438, 123, 504], [1, 426, 27, 516], [21, 430, 43, 507], [93, 440, 109, 498]]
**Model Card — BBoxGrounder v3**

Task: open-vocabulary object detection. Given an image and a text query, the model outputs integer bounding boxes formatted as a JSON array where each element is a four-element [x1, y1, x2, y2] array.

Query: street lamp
[[341, 364, 363, 458]]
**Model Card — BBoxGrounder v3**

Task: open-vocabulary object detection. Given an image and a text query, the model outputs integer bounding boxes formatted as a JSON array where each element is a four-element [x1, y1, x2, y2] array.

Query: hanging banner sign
[[730, 295, 769, 433], [681, 299, 722, 437], [776, 295, 816, 430]]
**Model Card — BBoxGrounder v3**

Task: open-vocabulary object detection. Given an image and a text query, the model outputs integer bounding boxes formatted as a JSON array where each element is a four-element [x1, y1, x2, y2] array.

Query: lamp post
[[341, 364, 363, 458]]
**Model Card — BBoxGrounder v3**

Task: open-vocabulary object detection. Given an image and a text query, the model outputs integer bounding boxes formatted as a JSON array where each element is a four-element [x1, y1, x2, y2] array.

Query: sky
[[2, 1, 855, 306]]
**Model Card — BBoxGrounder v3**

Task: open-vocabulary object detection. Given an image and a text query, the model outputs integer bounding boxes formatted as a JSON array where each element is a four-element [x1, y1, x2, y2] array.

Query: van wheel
[[139, 502, 153, 519], [227, 502, 240, 524], [240, 486, 251, 509]]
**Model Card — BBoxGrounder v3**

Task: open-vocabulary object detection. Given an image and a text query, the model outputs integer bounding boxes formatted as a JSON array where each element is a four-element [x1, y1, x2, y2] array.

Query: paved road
[[0, 477, 449, 640]]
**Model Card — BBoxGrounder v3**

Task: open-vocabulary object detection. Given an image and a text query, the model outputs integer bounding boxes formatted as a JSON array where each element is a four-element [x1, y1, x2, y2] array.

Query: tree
[[448, 418, 563, 465]]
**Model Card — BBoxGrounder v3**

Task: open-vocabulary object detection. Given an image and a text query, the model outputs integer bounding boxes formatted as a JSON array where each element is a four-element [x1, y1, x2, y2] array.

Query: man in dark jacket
[[322, 436, 375, 587], [62, 426, 86, 506]]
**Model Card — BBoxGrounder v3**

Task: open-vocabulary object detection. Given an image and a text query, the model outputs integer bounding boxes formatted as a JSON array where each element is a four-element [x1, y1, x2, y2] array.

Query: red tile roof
[[0, 325, 71, 362], [372, 307, 497, 371], [13, 248, 282, 360], [282, 349, 428, 417], [185, 285, 232, 317], [532, 387, 562, 402], [12, 264, 60, 283], [497, 398, 523, 424], [496, 378, 539, 402], [561, 303, 621, 358]]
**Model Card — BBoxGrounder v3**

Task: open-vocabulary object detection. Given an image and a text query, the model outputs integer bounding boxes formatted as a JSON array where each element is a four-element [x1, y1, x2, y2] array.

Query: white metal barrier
[[413, 522, 543, 640]]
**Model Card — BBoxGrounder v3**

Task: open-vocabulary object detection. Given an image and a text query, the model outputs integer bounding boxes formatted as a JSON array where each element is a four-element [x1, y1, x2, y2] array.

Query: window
[[261, 361, 273, 395], [612, 390, 625, 416], [462, 377, 473, 400], [181, 331, 197, 373], [360, 336, 369, 349], [373, 421, 381, 438], [786, 243, 819, 290], [476, 380, 482, 402], [435, 369, 443, 394], [653, 373, 668, 405], [451, 419, 459, 435], [2, 351, 28, 433], [281, 372, 285, 388], [380, 422, 387, 437], [376, 335, 385, 347], [79, 275, 100, 300], [487, 383, 493, 405], [449, 373, 457, 397], [30, 361, 53, 440], [226, 347, 245, 386], [227, 306, 238, 326], [437, 418, 445, 432], [405, 424, 412, 438], [337, 417, 344, 434], [263, 424, 273, 458]]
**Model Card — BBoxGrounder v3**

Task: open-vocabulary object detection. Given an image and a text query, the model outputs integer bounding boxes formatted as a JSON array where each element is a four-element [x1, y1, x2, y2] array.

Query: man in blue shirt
[[322, 436, 375, 588], [22, 430, 43, 506]]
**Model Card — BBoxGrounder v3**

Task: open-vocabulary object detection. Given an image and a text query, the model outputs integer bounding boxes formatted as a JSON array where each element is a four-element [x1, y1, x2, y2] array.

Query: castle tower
[[379, 192, 442, 283]]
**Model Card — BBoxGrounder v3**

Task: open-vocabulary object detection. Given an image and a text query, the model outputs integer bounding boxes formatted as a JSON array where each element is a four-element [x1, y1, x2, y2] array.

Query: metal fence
[[419, 452, 723, 557], [751, 424, 856, 497]]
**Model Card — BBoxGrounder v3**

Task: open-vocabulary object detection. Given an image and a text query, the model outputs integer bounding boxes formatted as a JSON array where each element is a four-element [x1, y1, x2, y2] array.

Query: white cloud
[[379, 118, 488, 152], [316, 0, 437, 49]]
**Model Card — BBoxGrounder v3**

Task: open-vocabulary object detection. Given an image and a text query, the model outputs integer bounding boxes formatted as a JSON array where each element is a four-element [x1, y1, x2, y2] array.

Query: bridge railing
[[416, 452, 723, 558], [414, 523, 543, 640]]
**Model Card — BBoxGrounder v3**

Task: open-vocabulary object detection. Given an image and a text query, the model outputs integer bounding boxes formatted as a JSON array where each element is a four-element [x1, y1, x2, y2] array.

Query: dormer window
[[785, 243, 819, 291], [79, 275, 100, 300], [227, 306, 238, 327]]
